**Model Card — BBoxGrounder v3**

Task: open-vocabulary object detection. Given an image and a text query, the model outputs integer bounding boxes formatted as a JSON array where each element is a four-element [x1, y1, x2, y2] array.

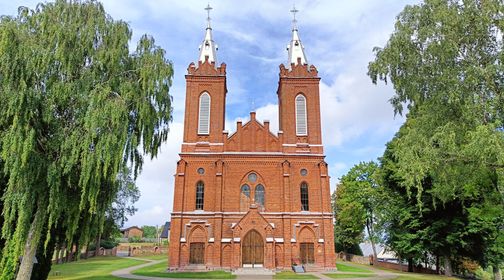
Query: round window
[[197, 168, 205, 175], [248, 173, 257, 183], [300, 169, 308, 176]]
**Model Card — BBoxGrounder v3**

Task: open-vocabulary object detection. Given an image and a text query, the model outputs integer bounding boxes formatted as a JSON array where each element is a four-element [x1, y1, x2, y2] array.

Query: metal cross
[[205, 3, 213, 22], [290, 4, 299, 29]]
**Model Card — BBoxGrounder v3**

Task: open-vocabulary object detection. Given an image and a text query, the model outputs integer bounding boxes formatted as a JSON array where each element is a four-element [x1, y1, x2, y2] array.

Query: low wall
[[374, 260, 437, 274], [129, 245, 168, 256], [336, 252, 370, 265]]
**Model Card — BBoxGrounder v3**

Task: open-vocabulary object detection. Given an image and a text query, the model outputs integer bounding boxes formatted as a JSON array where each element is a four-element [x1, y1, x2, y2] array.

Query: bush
[[88, 239, 119, 251], [128, 236, 142, 243]]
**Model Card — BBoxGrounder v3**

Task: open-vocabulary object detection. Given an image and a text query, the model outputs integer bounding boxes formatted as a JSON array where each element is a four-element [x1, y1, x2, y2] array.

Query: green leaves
[[0, 1, 173, 278]]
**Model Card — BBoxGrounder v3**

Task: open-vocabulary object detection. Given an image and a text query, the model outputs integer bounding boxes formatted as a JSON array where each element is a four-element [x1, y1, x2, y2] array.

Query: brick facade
[[169, 41, 336, 271]]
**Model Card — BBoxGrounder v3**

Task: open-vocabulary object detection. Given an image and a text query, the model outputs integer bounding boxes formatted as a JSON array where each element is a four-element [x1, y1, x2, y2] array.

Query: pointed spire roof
[[286, 5, 307, 67], [198, 4, 218, 64]]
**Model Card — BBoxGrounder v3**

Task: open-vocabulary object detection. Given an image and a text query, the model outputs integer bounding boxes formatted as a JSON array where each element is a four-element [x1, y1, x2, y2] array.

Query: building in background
[[121, 226, 144, 239]]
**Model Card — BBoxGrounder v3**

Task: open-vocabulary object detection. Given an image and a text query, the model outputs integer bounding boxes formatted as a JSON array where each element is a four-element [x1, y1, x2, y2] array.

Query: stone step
[[233, 268, 275, 276]]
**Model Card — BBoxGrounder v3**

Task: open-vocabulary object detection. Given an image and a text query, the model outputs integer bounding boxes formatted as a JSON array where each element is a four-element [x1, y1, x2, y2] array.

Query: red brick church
[[169, 6, 336, 271]]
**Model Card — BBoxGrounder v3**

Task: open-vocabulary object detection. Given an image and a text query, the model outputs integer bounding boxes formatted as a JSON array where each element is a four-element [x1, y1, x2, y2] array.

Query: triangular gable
[[225, 118, 280, 152]]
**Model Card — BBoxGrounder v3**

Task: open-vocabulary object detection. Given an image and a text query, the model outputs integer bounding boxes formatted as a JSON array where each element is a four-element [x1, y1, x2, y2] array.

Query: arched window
[[295, 94, 307, 136], [195, 181, 204, 210], [296, 94, 308, 136], [300, 183, 309, 211], [198, 92, 210, 134], [255, 184, 265, 211], [240, 185, 251, 212]]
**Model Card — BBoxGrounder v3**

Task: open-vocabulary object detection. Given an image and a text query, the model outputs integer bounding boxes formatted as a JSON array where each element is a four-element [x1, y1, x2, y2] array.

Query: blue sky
[[2, 0, 420, 228]]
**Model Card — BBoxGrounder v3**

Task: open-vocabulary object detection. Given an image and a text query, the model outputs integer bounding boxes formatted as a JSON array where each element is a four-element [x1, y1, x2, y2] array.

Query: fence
[[336, 252, 371, 265]]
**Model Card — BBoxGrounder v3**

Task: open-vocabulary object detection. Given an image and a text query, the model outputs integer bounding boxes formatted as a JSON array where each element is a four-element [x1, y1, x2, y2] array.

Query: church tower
[[182, 4, 227, 152], [278, 6, 323, 155]]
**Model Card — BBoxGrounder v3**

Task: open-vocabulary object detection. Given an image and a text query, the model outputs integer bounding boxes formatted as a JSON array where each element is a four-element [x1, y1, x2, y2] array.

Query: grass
[[135, 254, 168, 260], [336, 263, 373, 273], [391, 274, 458, 280], [274, 271, 319, 279], [324, 273, 376, 278], [48, 256, 146, 280], [132, 262, 236, 279]]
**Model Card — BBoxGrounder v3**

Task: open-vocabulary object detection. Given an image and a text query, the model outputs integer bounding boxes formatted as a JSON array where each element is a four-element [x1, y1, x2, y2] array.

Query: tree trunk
[[16, 208, 44, 280], [95, 233, 101, 256], [494, 266, 502, 280], [365, 219, 378, 261], [443, 255, 452, 277], [408, 257, 413, 272], [435, 255, 439, 274]]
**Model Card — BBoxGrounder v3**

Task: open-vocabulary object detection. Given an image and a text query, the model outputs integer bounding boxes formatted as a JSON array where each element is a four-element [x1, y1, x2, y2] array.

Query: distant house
[[160, 221, 171, 242], [121, 226, 143, 239]]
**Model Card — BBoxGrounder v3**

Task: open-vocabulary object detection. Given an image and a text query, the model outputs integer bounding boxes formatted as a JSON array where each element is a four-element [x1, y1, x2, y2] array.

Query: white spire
[[287, 5, 307, 66], [198, 4, 218, 64]]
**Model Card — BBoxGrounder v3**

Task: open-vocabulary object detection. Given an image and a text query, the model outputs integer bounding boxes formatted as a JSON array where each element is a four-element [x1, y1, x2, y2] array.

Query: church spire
[[287, 5, 307, 66], [198, 4, 218, 64]]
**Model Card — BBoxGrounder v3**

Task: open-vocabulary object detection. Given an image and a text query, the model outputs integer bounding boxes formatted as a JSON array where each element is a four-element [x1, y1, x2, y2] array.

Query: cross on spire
[[205, 3, 213, 28], [290, 4, 299, 30]]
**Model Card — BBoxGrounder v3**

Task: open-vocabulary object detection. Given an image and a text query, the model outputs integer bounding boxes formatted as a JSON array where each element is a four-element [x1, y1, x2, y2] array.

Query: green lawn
[[336, 263, 373, 273], [274, 271, 319, 279], [132, 261, 236, 279], [324, 273, 376, 278], [48, 256, 146, 280], [135, 254, 168, 260]]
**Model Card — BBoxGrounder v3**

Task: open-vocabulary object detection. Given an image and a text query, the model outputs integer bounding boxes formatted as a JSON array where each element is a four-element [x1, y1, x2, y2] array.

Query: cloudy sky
[[3, 0, 420, 228]]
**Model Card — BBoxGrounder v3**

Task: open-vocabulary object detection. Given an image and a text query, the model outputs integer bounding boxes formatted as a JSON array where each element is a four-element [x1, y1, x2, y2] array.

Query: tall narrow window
[[240, 185, 251, 212], [195, 181, 204, 210], [255, 185, 265, 211], [295, 94, 307, 136], [198, 92, 210, 134], [300, 183, 309, 211]]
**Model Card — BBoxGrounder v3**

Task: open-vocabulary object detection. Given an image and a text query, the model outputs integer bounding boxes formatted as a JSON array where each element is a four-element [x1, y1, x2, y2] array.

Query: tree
[[369, 0, 504, 277], [141, 226, 157, 239], [333, 162, 382, 260], [0, 1, 173, 279]]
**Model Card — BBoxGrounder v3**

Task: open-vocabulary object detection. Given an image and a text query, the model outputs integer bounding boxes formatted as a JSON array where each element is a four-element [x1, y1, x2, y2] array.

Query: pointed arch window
[[300, 183, 309, 211], [240, 185, 251, 212], [195, 181, 204, 210], [295, 94, 307, 136], [198, 92, 211, 135], [255, 184, 265, 211]]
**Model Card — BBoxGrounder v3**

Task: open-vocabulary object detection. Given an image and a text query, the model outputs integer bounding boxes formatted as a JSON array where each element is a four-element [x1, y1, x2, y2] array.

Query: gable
[[225, 118, 280, 152]]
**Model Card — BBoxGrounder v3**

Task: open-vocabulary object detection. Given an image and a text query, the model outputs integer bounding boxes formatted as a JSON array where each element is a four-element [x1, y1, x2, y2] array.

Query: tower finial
[[290, 4, 299, 31], [198, 3, 218, 64], [205, 3, 213, 29], [286, 5, 307, 67]]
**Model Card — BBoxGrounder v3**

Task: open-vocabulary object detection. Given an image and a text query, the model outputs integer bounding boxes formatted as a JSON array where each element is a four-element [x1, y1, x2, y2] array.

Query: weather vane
[[290, 4, 299, 30]]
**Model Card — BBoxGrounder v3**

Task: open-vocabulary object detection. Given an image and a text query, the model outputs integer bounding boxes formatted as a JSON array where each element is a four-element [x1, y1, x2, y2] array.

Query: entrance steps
[[179, 264, 208, 272], [233, 268, 275, 276]]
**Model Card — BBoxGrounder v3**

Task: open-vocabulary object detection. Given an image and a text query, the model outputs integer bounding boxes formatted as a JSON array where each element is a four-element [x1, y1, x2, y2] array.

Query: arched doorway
[[242, 230, 264, 267]]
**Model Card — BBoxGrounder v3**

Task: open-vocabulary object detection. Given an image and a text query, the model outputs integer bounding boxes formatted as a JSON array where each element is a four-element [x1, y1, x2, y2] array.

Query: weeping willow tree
[[0, 1, 173, 279]]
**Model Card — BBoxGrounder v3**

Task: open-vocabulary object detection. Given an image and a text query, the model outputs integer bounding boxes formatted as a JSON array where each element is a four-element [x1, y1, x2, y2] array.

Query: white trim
[[208, 238, 215, 243], [274, 238, 284, 243], [180, 238, 186, 242], [178, 173, 185, 176], [221, 238, 232, 243], [183, 142, 224, 146], [180, 152, 324, 156], [269, 223, 275, 228], [318, 239, 324, 243], [172, 211, 330, 215], [233, 237, 240, 242], [266, 237, 274, 243], [291, 238, 296, 242]]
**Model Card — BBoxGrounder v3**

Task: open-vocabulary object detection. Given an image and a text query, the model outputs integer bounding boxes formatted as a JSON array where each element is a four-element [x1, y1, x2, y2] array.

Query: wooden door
[[189, 242, 205, 264], [300, 243, 314, 264], [242, 230, 264, 267]]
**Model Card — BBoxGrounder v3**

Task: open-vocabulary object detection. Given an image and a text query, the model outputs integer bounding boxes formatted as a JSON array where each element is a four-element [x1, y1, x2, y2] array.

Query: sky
[[2, 0, 421, 228]]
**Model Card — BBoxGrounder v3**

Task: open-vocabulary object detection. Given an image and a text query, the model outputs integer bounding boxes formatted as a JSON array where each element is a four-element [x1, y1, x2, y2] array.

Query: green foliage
[[368, 0, 504, 274], [141, 225, 157, 239], [128, 236, 142, 243], [48, 256, 146, 279], [333, 162, 381, 255], [88, 240, 118, 250], [0, 0, 173, 278]]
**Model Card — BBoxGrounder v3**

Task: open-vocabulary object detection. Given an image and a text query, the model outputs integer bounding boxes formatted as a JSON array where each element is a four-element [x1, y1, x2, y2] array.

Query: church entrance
[[189, 242, 205, 264], [242, 230, 264, 267], [300, 243, 314, 264]]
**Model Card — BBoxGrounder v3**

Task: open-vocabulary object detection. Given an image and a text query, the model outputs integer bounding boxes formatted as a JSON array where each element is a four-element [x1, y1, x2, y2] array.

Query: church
[[169, 6, 336, 271]]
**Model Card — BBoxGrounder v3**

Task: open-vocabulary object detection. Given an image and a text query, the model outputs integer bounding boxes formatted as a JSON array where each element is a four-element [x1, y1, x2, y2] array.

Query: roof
[[160, 221, 171, 238], [359, 242, 385, 257], [120, 226, 143, 233]]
